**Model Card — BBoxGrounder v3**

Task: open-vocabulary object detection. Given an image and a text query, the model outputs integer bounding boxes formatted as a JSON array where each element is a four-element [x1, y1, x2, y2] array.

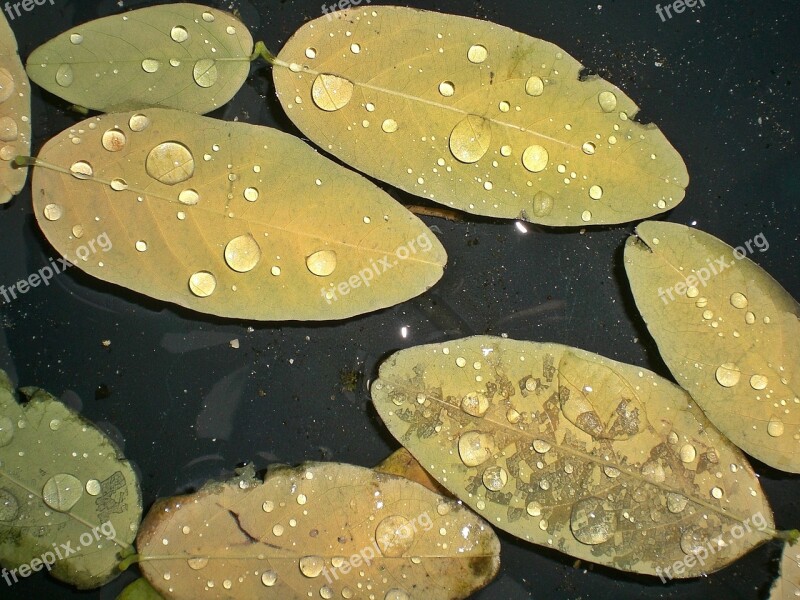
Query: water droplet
[[188, 271, 216, 298], [0, 489, 19, 520], [745, 311, 756, 324], [570, 497, 616, 545], [385, 590, 410, 600], [461, 391, 489, 417], [525, 76, 544, 96], [262, 500, 274, 513], [438, 81, 455, 97], [320, 586, 334, 600], [299, 555, 325, 578], [312, 73, 354, 112], [129, 114, 150, 132], [498, 100, 510, 112], [382, 119, 398, 133], [170, 26, 189, 43], [686, 286, 699, 298], [56, 64, 74, 87], [176, 189, 199, 206], [42, 473, 83, 512], [85, 480, 102, 496], [272, 524, 285, 536], [526, 501, 543, 517], [467, 44, 488, 63], [768, 418, 785, 437], [582, 141, 596, 155], [598, 91, 617, 112], [226, 26, 236, 35], [0, 116, 18, 142], [750, 374, 768, 390], [715, 363, 741, 387], [679, 444, 696, 463], [640, 460, 665, 483], [532, 191, 554, 217], [271, 266, 282, 277], [305, 47, 317, 59], [306, 250, 338, 277], [43, 203, 63, 221], [730, 292, 748, 309], [224, 235, 262, 273], [202, 11, 215, 22], [500, 145, 512, 157], [261, 570, 277, 586], [136, 240, 148, 252], [710, 486, 724, 499], [242, 187, 259, 202], [533, 439, 551, 453], [589, 185, 603, 200], [146, 142, 195, 185], [581, 210, 592, 222], [193, 59, 218, 87], [482, 465, 508, 491], [375, 515, 414, 557], [666, 492, 688, 514], [449, 115, 491, 163], [0, 417, 14, 447], [458, 431, 494, 467], [141, 59, 160, 73], [70, 33, 83, 45], [522, 145, 548, 172], [102, 129, 126, 152], [110, 178, 128, 191]]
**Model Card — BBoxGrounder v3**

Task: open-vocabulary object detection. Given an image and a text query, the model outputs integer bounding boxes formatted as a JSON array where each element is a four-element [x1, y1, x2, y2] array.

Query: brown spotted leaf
[[26, 4, 252, 114], [272, 6, 688, 226], [625, 221, 800, 473], [371, 336, 775, 577], [375, 448, 451, 497], [136, 462, 500, 600], [0, 10, 30, 203], [30, 108, 446, 321]]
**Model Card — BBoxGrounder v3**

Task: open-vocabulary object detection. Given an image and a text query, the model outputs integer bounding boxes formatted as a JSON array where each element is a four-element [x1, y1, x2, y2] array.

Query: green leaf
[[136, 462, 500, 600], [0, 370, 141, 588], [30, 108, 446, 320], [272, 6, 688, 226], [371, 336, 775, 577], [117, 577, 166, 600], [26, 3, 253, 114], [0, 10, 31, 203], [624, 221, 800, 472]]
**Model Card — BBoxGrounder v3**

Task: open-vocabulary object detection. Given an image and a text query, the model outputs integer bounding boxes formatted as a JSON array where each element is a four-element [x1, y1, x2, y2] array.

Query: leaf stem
[[118, 552, 141, 571], [777, 529, 800, 545], [12, 155, 37, 168], [251, 41, 277, 65]]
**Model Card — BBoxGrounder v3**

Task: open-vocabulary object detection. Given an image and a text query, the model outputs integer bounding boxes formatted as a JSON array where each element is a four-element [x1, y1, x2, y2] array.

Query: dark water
[[0, 0, 797, 598]]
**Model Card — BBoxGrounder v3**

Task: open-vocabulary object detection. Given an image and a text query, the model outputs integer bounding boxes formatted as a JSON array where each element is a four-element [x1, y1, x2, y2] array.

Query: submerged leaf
[[136, 462, 500, 600], [273, 6, 688, 226], [624, 221, 800, 473], [0, 11, 30, 203], [26, 4, 253, 114], [0, 370, 141, 588], [771, 542, 800, 600], [374, 448, 451, 496], [30, 108, 446, 320], [371, 336, 775, 577]]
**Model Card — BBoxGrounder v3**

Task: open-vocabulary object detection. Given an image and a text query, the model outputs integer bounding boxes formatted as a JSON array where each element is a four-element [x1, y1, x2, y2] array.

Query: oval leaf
[[371, 336, 774, 577], [0, 11, 30, 203], [771, 541, 800, 600], [136, 462, 500, 600], [26, 4, 253, 114], [0, 370, 141, 588], [30, 108, 446, 320], [624, 221, 800, 473], [273, 6, 688, 226]]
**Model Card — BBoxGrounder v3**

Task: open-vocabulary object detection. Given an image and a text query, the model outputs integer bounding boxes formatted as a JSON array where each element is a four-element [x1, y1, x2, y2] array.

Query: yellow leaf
[[273, 6, 688, 226], [0, 11, 30, 203], [30, 108, 447, 320], [371, 336, 775, 577]]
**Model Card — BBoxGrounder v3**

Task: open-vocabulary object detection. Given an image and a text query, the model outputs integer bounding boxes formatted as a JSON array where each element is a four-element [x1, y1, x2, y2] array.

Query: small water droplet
[[135, 240, 148, 252], [70, 161, 93, 179], [730, 292, 748, 309], [129, 114, 150, 132], [170, 26, 189, 43], [305, 47, 317, 59], [526, 501, 542, 517], [438, 81, 455, 97], [532, 191, 554, 217], [482, 466, 508, 491], [460, 391, 489, 417], [188, 271, 216, 297], [710, 487, 724, 499], [226, 25, 236, 35], [666, 492, 688, 513], [768, 418, 785, 437], [193, 59, 218, 87], [498, 100, 510, 112], [0, 417, 13, 447], [72, 225, 84, 238], [261, 570, 277, 586], [679, 444, 696, 463], [242, 187, 259, 202], [70, 33, 83, 45], [102, 129, 126, 152], [581, 210, 592, 222], [582, 141, 596, 155], [299, 555, 325, 578], [589, 185, 603, 200], [306, 250, 338, 277], [202, 11, 215, 22], [141, 59, 160, 73], [109, 178, 127, 191], [85, 479, 102, 496], [467, 44, 488, 63], [56, 64, 74, 87], [312, 73, 354, 111], [715, 363, 741, 387], [382, 119, 398, 133], [43, 204, 63, 221], [533, 439, 551, 453]]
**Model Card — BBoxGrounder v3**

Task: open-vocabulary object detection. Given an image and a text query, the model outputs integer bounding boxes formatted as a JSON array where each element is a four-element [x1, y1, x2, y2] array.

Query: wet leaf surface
[[375, 448, 451, 497], [625, 221, 800, 473], [272, 6, 688, 226], [26, 4, 253, 114], [0, 370, 141, 588], [371, 336, 774, 577], [0, 11, 30, 203], [770, 541, 800, 600], [136, 462, 500, 600], [30, 108, 446, 321]]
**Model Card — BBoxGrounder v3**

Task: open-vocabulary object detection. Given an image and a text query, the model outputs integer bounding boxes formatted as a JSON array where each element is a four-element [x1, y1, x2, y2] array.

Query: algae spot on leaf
[[272, 6, 688, 226], [371, 336, 776, 577], [136, 462, 500, 600], [624, 221, 800, 473], [26, 4, 253, 114]]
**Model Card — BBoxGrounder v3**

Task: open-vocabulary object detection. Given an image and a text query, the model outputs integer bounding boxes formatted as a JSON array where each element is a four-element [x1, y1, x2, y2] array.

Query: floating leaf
[[0, 370, 141, 588], [624, 221, 800, 473], [29, 108, 446, 321], [136, 462, 500, 599], [771, 541, 800, 600], [0, 11, 30, 203], [272, 6, 688, 226], [375, 447, 451, 496], [117, 577, 166, 600], [26, 4, 253, 114], [371, 336, 775, 576]]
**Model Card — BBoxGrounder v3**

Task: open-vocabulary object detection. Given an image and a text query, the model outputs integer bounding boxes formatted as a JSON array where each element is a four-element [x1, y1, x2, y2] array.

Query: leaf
[[374, 448, 452, 497], [136, 462, 500, 600], [29, 108, 447, 321], [0, 370, 141, 588], [0, 11, 30, 203], [771, 541, 800, 600], [371, 335, 775, 577], [117, 578, 166, 600], [26, 4, 253, 114], [272, 6, 688, 226], [624, 221, 800, 473]]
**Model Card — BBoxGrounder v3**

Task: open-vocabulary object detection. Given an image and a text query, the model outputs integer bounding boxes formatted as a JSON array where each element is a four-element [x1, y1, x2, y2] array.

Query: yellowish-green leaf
[[371, 336, 775, 577], [771, 541, 800, 600], [0, 11, 30, 203], [624, 221, 800, 473], [272, 6, 688, 226], [136, 462, 500, 600], [26, 4, 253, 114], [0, 370, 141, 588], [117, 577, 166, 600], [375, 447, 452, 497], [29, 108, 446, 320]]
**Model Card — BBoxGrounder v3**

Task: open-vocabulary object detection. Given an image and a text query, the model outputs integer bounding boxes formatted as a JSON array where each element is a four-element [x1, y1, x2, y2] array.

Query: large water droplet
[[110, 178, 128, 191], [382, 119, 398, 133], [715, 363, 741, 387], [42, 474, 83, 512], [458, 431, 494, 467], [532, 191, 554, 217], [56, 64, 74, 87], [187, 557, 209, 570], [482, 465, 508, 491], [0, 116, 18, 142], [385, 590, 410, 600], [311, 73, 354, 112], [243, 187, 259, 202], [225, 235, 262, 273], [375, 515, 414, 557], [680, 528, 707, 556], [438, 81, 455, 97], [640, 460, 665, 483], [768, 418, 785, 437], [261, 570, 277, 586], [522, 145, 549, 172], [525, 76, 544, 96], [461, 391, 489, 417], [730, 292, 748, 309], [146, 142, 195, 185], [170, 26, 189, 43], [666, 492, 688, 514], [598, 91, 617, 112], [449, 115, 491, 163], [189, 271, 216, 297], [306, 250, 338, 277], [570, 497, 616, 545], [0, 489, 19, 520], [141, 59, 160, 73], [589, 185, 603, 200], [193, 59, 218, 87], [750, 374, 768, 390], [102, 129, 127, 152], [129, 114, 151, 132], [43, 204, 63, 221], [467, 44, 488, 63], [679, 443, 696, 463], [298, 555, 325, 578], [70, 160, 93, 179]]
